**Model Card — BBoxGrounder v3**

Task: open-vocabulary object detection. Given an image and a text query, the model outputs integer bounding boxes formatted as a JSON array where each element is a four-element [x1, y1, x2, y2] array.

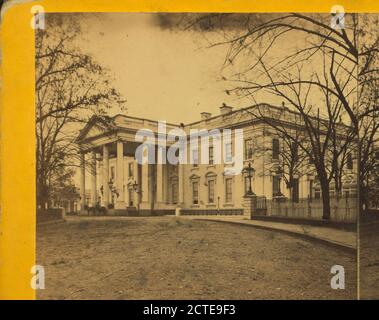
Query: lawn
[[37, 216, 356, 299], [360, 222, 379, 299]]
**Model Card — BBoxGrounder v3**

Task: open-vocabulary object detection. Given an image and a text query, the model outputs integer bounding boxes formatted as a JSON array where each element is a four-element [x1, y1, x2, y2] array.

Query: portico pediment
[[85, 126, 105, 139], [77, 116, 117, 143]]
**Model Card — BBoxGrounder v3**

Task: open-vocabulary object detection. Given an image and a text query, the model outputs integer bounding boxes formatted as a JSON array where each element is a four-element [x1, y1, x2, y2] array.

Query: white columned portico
[[80, 152, 86, 211], [115, 140, 125, 209], [102, 144, 109, 208], [90, 150, 97, 207]]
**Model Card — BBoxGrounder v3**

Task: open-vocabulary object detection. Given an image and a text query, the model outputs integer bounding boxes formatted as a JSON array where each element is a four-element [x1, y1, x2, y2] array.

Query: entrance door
[[128, 189, 134, 207]]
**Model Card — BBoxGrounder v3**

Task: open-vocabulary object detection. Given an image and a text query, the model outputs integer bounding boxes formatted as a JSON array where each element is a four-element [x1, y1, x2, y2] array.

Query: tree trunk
[[357, 138, 363, 218], [334, 175, 342, 200], [36, 179, 49, 210], [320, 179, 331, 220]]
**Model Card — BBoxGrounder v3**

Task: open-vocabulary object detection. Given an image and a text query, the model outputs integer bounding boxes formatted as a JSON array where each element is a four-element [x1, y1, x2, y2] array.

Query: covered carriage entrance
[[76, 115, 182, 216]]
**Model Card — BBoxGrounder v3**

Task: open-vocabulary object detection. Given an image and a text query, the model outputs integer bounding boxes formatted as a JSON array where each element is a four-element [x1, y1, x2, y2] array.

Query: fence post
[[243, 194, 257, 219]]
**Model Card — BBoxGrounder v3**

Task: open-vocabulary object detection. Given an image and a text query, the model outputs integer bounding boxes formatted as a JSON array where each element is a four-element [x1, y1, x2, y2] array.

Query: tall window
[[272, 176, 281, 196], [128, 162, 134, 178], [209, 146, 214, 165], [225, 178, 233, 203], [225, 142, 233, 163], [272, 138, 280, 160], [244, 139, 253, 160], [192, 181, 199, 204], [192, 149, 199, 167], [172, 182, 178, 204], [308, 180, 313, 200], [315, 187, 321, 199], [347, 152, 353, 170], [292, 178, 299, 203], [208, 180, 215, 203]]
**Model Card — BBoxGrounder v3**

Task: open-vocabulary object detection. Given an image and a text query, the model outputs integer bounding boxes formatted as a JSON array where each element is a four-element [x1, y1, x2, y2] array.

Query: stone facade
[[76, 104, 357, 220]]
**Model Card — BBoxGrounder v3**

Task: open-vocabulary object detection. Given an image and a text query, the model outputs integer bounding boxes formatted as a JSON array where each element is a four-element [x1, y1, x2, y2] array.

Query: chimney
[[220, 103, 233, 115], [200, 112, 212, 120]]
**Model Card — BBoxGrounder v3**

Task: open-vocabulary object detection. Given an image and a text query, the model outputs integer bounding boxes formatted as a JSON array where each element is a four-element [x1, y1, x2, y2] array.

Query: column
[[115, 140, 125, 209], [133, 161, 139, 207], [102, 144, 109, 208], [163, 163, 170, 204], [178, 164, 184, 204], [175, 164, 185, 216], [90, 150, 97, 207], [139, 161, 155, 215], [140, 162, 150, 208], [80, 152, 86, 211], [156, 163, 164, 208]]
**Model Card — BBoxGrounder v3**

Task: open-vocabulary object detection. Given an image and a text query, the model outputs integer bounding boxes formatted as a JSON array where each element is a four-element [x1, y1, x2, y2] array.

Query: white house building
[[76, 103, 357, 221]]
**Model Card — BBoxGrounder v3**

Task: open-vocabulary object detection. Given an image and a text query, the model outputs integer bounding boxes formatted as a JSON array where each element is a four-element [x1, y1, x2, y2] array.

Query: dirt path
[[37, 216, 356, 299]]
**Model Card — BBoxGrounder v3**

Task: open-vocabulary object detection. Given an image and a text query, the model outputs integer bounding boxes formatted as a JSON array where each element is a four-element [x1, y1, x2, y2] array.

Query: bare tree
[[184, 12, 378, 217], [245, 81, 351, 220], [36, 15, 125, 209], [247, 112, 310, 201]]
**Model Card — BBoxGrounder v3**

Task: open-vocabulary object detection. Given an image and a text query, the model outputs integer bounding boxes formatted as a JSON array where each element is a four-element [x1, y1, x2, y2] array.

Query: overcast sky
[[74, 13, 273, 124]]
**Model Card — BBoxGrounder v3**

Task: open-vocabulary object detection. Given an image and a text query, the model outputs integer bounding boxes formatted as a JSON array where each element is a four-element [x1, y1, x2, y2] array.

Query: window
[[308, 180, 313, 200], [209, 146, 214, 165], [272, 138, 280, 160], [347, 152, 353, 170], [192, 181, 199, 204], [225, 178, 233, 203], [208, 179, 215, 203], [192, 149, 199, 167], [172, 182, 178, 204], [225, 143, 233, 163], [128, 162, 134, 178], [292, 178, 299, 203], [244, 139, 253, 160], [315, 188, 321, 199], [272, 176, 281, 197]]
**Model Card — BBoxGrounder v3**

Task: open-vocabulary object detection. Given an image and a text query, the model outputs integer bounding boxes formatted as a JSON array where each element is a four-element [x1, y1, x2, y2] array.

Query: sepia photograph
[[33, 11, 378, 300]]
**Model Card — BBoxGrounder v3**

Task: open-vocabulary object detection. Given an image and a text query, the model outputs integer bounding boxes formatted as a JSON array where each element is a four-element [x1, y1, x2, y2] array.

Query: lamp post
[[242, 162, 255, 196]]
